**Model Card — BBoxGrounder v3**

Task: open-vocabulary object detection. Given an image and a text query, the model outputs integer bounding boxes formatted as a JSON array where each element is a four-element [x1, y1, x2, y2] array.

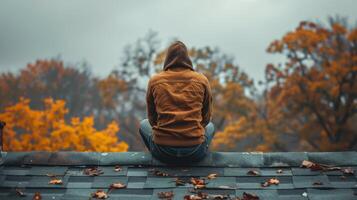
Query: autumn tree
[[264, 18, 357, 151], [0, 98, 128, 152], [213, 18, 357, 152]]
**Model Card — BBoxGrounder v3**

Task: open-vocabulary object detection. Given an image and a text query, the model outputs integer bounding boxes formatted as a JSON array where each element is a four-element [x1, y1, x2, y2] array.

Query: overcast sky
[[0, 0, 356, 83]]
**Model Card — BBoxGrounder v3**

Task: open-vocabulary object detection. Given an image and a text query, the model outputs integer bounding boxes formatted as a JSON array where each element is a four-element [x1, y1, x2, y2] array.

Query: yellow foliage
[[0, 98, 128, 152]]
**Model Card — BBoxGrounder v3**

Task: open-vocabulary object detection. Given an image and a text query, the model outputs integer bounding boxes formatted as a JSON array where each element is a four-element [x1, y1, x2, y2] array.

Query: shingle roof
[[0, 151, 356, 200]]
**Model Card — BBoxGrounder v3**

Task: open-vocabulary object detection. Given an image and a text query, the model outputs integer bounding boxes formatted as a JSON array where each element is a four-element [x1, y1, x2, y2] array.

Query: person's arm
[[146, 80, 158, 126], [201, 79, 212, 127]]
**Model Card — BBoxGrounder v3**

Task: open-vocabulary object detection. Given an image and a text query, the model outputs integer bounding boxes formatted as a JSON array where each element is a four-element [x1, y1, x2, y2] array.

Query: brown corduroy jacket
[[146, 41, 212, 147]]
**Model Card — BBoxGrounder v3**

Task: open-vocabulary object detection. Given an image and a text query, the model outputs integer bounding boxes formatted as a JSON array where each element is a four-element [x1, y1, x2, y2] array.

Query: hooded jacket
[[146, 41, 212, 147]]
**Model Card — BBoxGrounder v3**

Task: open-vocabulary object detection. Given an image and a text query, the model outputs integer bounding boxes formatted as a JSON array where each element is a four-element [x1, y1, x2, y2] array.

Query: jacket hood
[[163, 41, 193, 71]]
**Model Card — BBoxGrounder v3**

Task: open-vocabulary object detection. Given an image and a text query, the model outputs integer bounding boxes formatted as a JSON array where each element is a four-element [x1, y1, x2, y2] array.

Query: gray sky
[[0, 0, 356, 83]]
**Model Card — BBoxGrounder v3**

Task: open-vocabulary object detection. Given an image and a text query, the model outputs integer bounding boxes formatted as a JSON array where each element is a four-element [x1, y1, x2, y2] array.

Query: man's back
[[146, 41, 212, 147]]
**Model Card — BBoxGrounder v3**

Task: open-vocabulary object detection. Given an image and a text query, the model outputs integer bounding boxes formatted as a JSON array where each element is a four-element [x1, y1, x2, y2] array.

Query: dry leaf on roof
[[84, 167, 104, 176], [312, 181, 323, 185], [261, 178, 280, 187], [48, 178, 63, 185], [207, 173, 218, 179], [242, 192, 260, 200], [150, 169, 169, 176], [110, 182, 126, 189], [15, 189, 26, 197], [301, 160, 341, 172], [184, 191, 208, 200], [157, 191, 174, 199], [247, 170, 260, 176], [91, 190, 108, 199], [190, 177, 206, 189], [33, 192, 42, 200], [341, 167, 354, 175], [114, 165, 122, 172]]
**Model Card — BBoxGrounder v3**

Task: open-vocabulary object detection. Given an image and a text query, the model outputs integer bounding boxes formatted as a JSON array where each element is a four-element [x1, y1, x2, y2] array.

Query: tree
[[264, 18, 357, 151], [0, 98, 128, 152]]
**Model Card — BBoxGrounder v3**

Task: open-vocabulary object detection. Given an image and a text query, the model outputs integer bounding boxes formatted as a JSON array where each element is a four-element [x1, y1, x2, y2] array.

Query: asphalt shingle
[[0, 151, 356, 199]]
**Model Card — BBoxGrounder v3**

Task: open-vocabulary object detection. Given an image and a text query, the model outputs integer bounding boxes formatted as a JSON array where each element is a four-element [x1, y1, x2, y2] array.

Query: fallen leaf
[[190, 177, 206, 189], [114, 165, 122, 172], [157, 191, 174, 199], [261, 178, 279, 187], [207, 173, 218, 179], [312, 181, 323, 185], [110, 182, 126, 189], [33, 192, 42, 200], [84, 167, 103, 176], [184, 194, 203, 200], [269, 178, 280, 185], [92, 190, 108, 199], [301, 160, 341, 172], [341, 167, 354, 175], [301, 160, 324, 171], [15, 188, 26, 197], [150, 169, 169, 176], [276, 169, 283, 174], [242, 192, 260, 200], [184, 191, 208, 200], [247, 170, 260, 176], [48, 178, 63, 185]]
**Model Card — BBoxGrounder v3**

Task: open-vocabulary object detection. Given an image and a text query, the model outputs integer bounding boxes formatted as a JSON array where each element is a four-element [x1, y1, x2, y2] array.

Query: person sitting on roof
[[139, 41, 215, 164]]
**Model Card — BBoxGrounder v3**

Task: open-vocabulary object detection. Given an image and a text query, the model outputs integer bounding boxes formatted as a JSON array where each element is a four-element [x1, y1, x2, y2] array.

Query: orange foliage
[[0, 98, 128, 152], [264, 19, 357, 151], [213, 19, 357, 151]]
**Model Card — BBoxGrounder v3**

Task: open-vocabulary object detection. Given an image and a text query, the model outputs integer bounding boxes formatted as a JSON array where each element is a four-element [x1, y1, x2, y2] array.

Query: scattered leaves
[[261, 178, 279, 187], [157, 191, 174, 199], [247, 170, 260, 176], [84, 167, 103, 176], [207, 173, 218, 180], [91, 190, 108, 199], [15, 188, 26, 197], [33, 192, 42, 200], [114, 165, 122, 172], [48, 178, 63, 185]]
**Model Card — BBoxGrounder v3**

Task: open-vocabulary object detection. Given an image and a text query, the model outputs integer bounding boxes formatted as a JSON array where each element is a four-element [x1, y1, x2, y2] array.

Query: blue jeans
[[139, 119, 215, 164]]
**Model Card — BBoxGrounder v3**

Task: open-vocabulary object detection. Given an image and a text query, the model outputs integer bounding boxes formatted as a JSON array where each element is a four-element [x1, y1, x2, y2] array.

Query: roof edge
[[1, 151, 356, 167]]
